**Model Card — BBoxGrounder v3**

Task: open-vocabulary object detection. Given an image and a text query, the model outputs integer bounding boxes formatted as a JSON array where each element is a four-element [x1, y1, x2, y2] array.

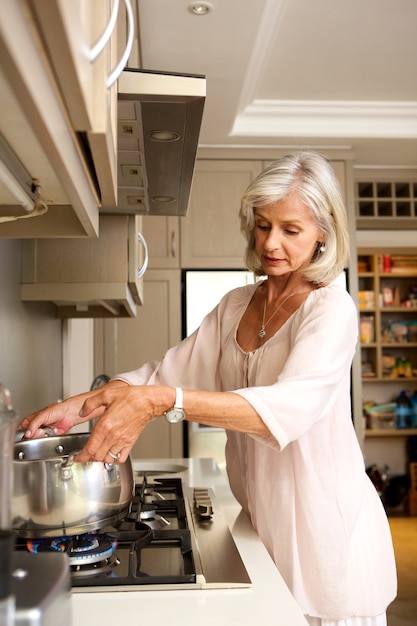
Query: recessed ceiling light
[[188, 2, 213, 16], [151, 196, 176, 203], [147, 130, 181, 142]]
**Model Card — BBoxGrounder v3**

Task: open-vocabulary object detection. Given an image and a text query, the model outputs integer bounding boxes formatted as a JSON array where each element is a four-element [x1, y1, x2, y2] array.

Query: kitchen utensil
[[0, 530, 15, 625], [0, 383, 19, 529], [12, 433, 134, 537]]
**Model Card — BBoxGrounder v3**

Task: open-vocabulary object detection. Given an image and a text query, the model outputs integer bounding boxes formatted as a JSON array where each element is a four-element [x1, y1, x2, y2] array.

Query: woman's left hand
[[74, 384, 169, 463]]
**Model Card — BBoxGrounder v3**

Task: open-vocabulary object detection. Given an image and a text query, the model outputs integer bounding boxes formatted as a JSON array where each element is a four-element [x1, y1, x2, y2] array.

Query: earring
[[320, 243, 326, 253]]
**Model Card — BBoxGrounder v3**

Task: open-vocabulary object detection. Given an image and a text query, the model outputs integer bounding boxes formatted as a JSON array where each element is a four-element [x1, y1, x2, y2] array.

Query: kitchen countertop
[[71, 458, 308, 626]]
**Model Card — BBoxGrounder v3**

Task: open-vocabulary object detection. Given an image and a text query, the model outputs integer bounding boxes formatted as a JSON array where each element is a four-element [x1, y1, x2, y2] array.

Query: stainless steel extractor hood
[[102, 68, 206, 217]]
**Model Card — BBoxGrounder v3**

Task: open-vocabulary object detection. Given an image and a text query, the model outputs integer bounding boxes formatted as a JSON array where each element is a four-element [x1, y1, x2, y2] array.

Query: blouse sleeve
[[232, 286, 359, 449]]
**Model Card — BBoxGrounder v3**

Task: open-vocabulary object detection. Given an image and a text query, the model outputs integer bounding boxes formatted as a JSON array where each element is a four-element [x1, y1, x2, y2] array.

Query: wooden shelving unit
[[358, 254, 417, 437]]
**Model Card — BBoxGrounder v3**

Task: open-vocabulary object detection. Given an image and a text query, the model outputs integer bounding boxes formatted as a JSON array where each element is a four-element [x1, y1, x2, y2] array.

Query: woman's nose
[[264, 230, 281, 252]]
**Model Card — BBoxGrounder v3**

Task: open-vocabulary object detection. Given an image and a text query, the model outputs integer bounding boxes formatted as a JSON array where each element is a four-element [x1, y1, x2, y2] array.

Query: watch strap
[[164, 387, 185, 423], [173, 387, 183, 410]]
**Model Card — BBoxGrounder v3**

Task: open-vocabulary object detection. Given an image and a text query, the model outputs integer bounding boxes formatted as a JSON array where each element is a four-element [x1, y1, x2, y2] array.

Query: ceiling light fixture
[[151, 196, 175, 203], [147, 130, 181, 142], [188, 2, 213, 16]]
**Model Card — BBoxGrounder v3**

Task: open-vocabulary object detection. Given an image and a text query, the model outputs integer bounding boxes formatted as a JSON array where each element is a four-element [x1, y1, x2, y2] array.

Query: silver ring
[[108, 450, 121, 460]]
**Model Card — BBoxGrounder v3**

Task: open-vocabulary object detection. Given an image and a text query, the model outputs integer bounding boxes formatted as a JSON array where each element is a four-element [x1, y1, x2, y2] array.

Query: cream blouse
[[115, 281, 397, 620]]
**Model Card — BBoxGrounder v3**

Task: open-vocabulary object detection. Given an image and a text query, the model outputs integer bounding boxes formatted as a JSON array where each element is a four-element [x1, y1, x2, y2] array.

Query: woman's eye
[[256, 223, 270, 231], [285, 229, 298, 235]]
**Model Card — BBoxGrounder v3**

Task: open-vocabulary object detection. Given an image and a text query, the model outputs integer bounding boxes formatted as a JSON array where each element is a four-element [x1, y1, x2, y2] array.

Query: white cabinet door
[[101, 269, 183, 458], [180, 160, 262, 268], [141, 216, 180, 268], [0, 0, 100, 237], [29, 0, 121, 207]]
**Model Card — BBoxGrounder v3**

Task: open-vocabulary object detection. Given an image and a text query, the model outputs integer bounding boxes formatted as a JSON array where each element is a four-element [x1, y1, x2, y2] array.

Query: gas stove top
[[14, 473, 251, 592]]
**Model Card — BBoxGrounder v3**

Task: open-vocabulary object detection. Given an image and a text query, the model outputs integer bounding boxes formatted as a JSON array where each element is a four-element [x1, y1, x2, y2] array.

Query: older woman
[[20, 152, 397, 626]]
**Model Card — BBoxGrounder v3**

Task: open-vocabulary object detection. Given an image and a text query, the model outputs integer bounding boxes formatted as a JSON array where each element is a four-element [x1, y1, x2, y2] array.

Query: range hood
[[103, 68, 206, 217]]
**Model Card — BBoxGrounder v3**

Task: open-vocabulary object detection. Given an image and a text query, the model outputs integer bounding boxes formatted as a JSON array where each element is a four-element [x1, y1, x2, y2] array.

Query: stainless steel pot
[[12, 433, 135, 538]]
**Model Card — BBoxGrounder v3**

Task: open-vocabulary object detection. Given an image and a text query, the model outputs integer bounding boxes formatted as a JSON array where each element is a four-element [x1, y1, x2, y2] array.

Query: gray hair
[[239, 151, 350, 284]]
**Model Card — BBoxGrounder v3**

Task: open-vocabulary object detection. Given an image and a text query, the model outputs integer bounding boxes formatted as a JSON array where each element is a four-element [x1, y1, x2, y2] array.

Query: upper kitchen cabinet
[[180, 160, 262, 268], [0, 0, 124, 237], [26, 0, 128, 210], [179, 157, 353, 270], [21, 215, 147, 318], [0, 1, 206, 237]]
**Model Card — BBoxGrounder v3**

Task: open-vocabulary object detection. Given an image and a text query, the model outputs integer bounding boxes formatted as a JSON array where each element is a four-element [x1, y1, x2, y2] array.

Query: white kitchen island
[[71, 458, 308, 626]]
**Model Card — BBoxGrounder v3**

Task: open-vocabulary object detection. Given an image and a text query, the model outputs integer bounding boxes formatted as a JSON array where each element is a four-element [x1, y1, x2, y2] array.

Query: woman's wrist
[[150, 385, 177, 419]]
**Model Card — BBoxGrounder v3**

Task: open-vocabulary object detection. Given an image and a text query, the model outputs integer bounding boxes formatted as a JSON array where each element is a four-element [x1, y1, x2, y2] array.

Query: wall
[[63, 318, 94, 398], [0, 240, 62, 419]]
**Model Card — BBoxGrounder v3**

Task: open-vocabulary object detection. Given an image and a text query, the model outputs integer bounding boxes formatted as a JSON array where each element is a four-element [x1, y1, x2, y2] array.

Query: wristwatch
[[164, 387, 186, 423]]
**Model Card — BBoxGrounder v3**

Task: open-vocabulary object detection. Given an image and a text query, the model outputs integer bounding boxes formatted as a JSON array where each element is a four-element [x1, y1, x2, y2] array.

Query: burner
[[27, 534, 118, 566]]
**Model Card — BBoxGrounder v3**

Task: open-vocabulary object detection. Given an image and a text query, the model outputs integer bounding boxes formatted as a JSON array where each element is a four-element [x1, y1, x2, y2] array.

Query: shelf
[[380, 271, 417, 278], [381, 343, 417, 348], [380, 308, 417, 313], [365, 429, 417, 438], [362, 377, 417, 383], [359, 308, 417, 315], [356, 180, 417, 222]]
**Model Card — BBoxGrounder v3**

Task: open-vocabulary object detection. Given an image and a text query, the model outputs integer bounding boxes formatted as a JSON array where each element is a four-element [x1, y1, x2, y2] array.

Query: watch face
[[165, 408, 185, 423]]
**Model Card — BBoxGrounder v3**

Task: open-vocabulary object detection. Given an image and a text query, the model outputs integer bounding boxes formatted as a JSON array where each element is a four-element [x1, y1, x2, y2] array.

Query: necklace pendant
[[258, 327, 266, 340]]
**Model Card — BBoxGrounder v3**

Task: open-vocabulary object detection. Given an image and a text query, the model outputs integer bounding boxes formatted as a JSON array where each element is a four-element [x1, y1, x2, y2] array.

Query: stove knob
[[193, 488, 213, 519]]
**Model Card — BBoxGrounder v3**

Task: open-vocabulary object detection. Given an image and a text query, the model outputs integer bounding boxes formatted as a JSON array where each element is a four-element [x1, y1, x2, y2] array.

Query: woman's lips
[[262, 255, 284, 266]]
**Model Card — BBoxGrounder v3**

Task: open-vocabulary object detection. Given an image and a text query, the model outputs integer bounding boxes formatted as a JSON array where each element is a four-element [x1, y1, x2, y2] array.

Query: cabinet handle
[[137, 231, 149, 279], [170, 230, 176, 258], [88, 0, 135, 88], [107, 0, 134, 88], [88, 0, 120, 62]]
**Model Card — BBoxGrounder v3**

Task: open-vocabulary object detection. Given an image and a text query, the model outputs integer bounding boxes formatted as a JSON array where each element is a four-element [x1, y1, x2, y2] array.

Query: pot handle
[[60, 451, 79, 480], [15, 428, 56, 442], [60, 452, 117, 480]]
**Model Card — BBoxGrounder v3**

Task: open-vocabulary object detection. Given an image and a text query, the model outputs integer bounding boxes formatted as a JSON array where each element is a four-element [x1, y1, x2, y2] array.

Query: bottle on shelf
[[410, 391, 417, 428], [394, 390, 412, 429]]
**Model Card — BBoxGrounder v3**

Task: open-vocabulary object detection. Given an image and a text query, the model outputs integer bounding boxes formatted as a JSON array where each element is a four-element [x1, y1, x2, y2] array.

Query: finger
[[79, 390, 109, 418], [19, 401, 63, 436], [26, 427, 56, 439], [90, 437, 126, 463], [74, 444, 128, 464], [75, 416, 118, 462], [18, 413, 40, 434], [75, 413, 132, 462], [21, 417, 50, 438]]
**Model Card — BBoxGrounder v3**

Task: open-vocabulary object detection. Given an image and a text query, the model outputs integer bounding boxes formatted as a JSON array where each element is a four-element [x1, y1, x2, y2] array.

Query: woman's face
[[253, 193, 323, 277]]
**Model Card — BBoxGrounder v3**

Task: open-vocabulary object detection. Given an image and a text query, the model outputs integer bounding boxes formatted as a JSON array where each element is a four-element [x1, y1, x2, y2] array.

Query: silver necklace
[[258, 290, 308, 340]]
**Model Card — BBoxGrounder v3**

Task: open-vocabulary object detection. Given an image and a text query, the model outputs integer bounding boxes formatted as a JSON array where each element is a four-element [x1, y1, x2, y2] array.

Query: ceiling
[[134, 0, 417, 169]]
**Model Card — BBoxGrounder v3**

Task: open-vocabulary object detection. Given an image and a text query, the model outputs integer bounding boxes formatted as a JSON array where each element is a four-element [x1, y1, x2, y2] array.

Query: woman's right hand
[[18, 380, 126, 438]]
